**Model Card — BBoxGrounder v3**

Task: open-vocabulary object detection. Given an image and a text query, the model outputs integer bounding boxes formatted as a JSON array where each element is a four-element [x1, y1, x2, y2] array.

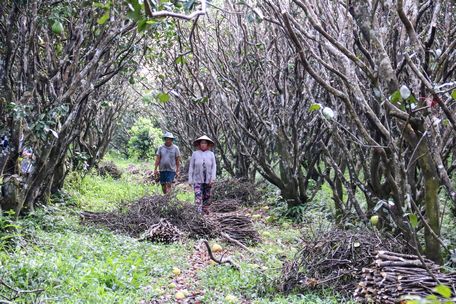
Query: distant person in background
[[0, 135, 9, 173], [154, 132, 180, 194], [188, 135, 216, 215], [0, 135, 8, 152], [20, 147, 34, 176]]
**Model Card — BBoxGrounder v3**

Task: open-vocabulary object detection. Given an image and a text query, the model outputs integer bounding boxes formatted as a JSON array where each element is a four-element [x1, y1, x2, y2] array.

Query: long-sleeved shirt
[[188, 150, 216, 184]]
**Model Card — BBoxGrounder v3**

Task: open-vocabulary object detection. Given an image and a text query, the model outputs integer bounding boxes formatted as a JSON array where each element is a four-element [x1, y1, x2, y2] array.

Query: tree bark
[[420, 154, 441, 263]]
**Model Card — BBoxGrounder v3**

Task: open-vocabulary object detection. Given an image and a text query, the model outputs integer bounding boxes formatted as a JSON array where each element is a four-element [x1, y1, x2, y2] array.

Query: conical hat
[[193, 135, 214, 146]]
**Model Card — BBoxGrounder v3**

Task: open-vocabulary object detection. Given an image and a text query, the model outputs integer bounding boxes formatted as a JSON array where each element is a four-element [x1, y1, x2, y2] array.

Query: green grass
[[1, 156, 356, 303], [0, 208, 190, 303], [65, 171, 159, 212], [0, 160, 187, 303], [197, 217, 353, 304], [103, 152, 151, 170], [175, 187, 194, 202]]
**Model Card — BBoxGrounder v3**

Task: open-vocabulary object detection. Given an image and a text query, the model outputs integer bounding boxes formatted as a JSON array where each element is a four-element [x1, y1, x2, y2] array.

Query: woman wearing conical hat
[[188, 135, 216, 214]]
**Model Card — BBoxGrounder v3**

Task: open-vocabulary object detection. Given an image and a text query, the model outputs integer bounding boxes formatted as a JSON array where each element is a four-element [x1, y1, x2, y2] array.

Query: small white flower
[[435, 49, 442, 57], [322, 107, 335, 119], [400, 85, 411, 99]]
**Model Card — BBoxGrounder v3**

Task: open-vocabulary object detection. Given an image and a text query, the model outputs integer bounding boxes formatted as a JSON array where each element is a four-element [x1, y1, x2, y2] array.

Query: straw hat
[[163, 131, 175, 139], [193, 135, 215, 146]]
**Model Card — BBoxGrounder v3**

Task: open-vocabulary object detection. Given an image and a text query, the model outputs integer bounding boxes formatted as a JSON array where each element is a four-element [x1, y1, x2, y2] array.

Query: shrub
[[127, 118, 162, 160]]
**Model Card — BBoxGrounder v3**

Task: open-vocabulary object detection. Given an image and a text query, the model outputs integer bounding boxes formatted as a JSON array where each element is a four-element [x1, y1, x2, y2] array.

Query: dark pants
[[193, 183, 212, 214]]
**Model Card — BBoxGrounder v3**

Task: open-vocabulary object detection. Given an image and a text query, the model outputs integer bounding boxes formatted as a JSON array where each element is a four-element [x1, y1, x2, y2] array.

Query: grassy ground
[[0, 207, 191, 303], [0, 157, 352, 303], [196, 222, 349, 303], [64, 169, 158, 212]]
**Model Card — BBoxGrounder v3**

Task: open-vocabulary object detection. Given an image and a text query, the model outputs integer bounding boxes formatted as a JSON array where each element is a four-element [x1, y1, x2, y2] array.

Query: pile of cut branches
[[126, 164, 140, 175], [139, 219, 184, 243], [80, 195, 259, 245], [208, 213, 260, 245], [280, 228, 409, 295], [355, 250, 456, 303], [124, 164, 156, 183], [81, 195, 214, 239], [211, 178, 264, 206], [97, 161, 122, 179], [209, 199, 241, 213]]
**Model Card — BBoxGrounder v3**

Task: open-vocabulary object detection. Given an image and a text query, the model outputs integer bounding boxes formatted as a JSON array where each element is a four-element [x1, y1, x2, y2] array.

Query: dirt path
[[146, 240, 251, 304], [148, 241, 211, 304]]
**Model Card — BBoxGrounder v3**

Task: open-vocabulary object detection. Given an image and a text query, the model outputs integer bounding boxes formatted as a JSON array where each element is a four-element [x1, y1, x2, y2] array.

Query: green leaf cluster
[[127, 118, 163, 160]]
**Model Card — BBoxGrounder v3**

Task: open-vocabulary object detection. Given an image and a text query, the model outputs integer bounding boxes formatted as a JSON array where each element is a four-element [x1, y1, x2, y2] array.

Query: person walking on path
[[188, 135, 216, 214], [154, 132, 180, 194]]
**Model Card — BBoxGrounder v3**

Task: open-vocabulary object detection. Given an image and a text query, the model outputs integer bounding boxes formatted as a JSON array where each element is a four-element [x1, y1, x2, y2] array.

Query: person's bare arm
[[154, 155, 160, 174], [175, 156, 180, 176]]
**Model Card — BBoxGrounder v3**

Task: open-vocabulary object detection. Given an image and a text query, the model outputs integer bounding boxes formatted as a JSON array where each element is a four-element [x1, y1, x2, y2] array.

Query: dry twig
[[355, 250, 456, 303], [281, 228, 409, 295], [202, 240, 240, 271]]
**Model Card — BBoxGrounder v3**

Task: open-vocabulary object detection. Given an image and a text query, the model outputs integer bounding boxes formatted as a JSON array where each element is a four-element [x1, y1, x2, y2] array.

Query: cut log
[[355, 250, 456, 303]]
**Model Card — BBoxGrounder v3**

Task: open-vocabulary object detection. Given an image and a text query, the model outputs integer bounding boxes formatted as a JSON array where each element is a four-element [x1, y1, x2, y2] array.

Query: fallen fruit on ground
[[172, 267, 181, 276], [225, 294, 239, 303], [370, 215, 379, 225], [252, 214, 262, 219], [175, 291, 186, 300], [211, 243, 223, 252], [282, 222, 290, 228], [168, 282, 176, 288]]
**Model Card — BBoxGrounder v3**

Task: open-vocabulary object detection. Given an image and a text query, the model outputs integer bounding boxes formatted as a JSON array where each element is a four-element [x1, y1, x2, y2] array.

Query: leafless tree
[[0, 0, 139, 213], [150, 0, 456, 262], [150, 3, 333, 209], [258, 0, 456, 262]]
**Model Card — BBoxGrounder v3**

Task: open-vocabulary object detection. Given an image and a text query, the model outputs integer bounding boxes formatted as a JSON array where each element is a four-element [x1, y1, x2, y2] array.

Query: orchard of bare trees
[[151, 0, 456, 263], [1, 1, 456, 301], [0, 1, 143, 213]]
